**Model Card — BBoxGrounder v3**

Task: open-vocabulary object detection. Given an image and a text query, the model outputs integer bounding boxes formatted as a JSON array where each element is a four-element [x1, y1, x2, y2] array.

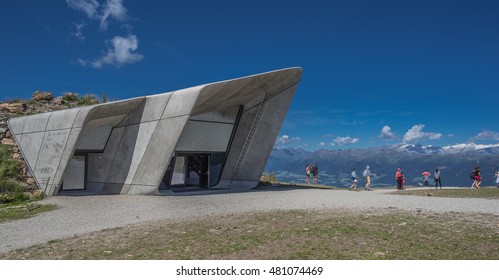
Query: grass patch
[[1, 209, 496, 260], [0, 145, 21, 180], [390, 188, 499, 199], [0, 203, 57, 223]]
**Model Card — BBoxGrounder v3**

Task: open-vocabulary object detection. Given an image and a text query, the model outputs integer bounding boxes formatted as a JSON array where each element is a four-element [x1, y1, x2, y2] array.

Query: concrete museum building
[[8, 68, 302, 196]]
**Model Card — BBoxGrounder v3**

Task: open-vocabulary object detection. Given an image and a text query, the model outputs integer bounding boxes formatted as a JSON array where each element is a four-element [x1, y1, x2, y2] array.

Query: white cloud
[[71, 22, 86, 41], [99, 0, 128, 30], [332, 136, 359, 146], [473, 130, 499, 141], [67, 0, 142, 69], [78, 35, 143, 68], [66, 0, 127, 30], [276, 135, 301, 145], [66, 0, 99, 18], [379, 125, 395, 140], [318, 142, 326, 147], [403, 124, 443, 143]]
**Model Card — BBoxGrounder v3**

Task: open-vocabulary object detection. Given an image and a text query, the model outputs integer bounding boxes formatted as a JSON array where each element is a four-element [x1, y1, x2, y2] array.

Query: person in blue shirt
[[349, 169, 358, 191]]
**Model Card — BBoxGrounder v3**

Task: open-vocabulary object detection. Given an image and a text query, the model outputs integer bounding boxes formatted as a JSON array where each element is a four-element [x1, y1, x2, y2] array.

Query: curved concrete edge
[[8, 68, 302, 196]]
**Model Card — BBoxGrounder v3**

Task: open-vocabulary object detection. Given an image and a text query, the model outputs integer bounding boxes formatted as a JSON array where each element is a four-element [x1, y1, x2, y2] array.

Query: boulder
[[26, 177, 35, 185], [32, 90, 54, 101], [0, 103, 27, 113], [32, 189, 44, 197], [1, 138, 16, 146], [53, 96, 63, 105]]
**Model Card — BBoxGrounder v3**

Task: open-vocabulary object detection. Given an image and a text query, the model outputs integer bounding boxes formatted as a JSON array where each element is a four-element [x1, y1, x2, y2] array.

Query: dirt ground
[[2, 208, 498, 260]]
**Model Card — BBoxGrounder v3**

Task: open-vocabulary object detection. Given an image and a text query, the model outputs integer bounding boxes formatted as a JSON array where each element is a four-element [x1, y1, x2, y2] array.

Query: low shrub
[[62, 93, 78, 103], [0, 179, 29, 203], [78, 94, 99, 106], [0, 145, 21, 180]]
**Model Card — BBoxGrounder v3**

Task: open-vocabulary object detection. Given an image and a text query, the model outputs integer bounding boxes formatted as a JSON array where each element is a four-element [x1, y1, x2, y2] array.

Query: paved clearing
[[0, 187, 497, 254]]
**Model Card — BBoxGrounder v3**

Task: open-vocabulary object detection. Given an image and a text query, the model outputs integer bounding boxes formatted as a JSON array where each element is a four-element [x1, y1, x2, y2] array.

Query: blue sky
[[1, 0, 498, 150]]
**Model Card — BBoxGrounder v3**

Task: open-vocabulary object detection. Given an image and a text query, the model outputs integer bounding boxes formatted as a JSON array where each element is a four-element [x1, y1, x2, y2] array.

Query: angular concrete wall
[[8, 68, 302, 196]]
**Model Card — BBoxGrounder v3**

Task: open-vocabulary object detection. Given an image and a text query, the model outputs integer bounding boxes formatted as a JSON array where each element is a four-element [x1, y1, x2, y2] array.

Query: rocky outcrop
[[32, 90, 54, 102], [0, 103, 27, 113]]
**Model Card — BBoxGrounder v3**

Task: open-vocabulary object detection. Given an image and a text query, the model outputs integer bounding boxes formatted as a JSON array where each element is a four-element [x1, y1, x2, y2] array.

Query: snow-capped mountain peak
[[394, 142, 499, 155]]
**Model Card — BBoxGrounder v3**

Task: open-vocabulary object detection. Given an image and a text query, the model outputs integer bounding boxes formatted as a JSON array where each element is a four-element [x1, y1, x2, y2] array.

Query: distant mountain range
[[265, 143, 499, 188]]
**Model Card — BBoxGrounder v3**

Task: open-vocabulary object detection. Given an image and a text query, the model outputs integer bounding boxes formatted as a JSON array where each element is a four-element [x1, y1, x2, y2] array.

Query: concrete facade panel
[[128, 94, 171, 125], [87, 127, 125, 183], [189, 106, 240, 123], [86, 127, 125, 184], [84, 114, 128, 129], [75, 126, 113, 151], [46, 108, 80, 130], [33, 129, 71, 192], [83, 98, 144, 126], [161, 86, 202, 119], [131, 116, 189, 187], [19, 132, 45, 171], [23, 113, 51, 134], [123, 121, 159, 185], [105, 124, 140, 185], [51, 128, 82, 195], [7, 116, 27, 136], [72, 107, 91, 128], [175, 121, 234, 152], [192, 78, 255, 116]]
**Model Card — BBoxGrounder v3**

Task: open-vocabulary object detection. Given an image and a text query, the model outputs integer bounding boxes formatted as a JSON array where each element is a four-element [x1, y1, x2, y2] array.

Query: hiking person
[[422, 169, 431, 187], [434, 168, 442, 189], [495, 171, 499, 188], [311, 163, 319, 184], [395, 167, 404, 190], [349, 169, 358, 191], [363, 166, 372, 191], [305, 163, 311, 184], [471, 166, 481, 189], [401, 168, 406, 188]]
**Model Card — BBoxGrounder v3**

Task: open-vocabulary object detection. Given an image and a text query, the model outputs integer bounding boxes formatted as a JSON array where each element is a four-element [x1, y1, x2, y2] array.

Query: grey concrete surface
[[0, 187, 497, 254], [8, 68, 302, 196]]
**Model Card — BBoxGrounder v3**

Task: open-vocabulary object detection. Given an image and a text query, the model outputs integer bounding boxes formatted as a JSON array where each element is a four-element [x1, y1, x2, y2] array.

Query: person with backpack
[[395, 167, 404, 190], [495, 171, 499, 188], [311, 163, 319, 184], [305, 163, 311, 184], [422, 169, 431, 187], [363, 166, 372, 191], [434, 168, 442, 189], [470, 166, 481, 189]]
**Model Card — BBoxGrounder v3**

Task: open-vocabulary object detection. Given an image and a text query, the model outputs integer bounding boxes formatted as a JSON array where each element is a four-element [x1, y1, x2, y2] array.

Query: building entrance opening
[[164, 153, 210, 190], [186, 154, 209, 188]]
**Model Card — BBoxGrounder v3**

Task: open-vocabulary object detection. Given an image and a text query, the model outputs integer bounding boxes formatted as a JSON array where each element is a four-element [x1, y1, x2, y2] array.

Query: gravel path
[[1, 187, 497, 254]]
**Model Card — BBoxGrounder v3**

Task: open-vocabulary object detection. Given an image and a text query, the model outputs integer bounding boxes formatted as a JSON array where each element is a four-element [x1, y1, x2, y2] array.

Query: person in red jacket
[[395, 168, 404, 190], [422, 169, 431, 187]]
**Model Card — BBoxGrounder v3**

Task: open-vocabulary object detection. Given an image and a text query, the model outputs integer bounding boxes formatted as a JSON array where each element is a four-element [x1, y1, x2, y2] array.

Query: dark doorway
[[162, 153, 210, 191], [186, 154, 210, 188]]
